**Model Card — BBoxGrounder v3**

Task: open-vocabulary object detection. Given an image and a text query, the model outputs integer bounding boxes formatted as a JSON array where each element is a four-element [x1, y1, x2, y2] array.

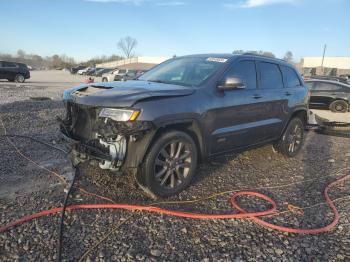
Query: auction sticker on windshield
[[206, 57, 228, 63]]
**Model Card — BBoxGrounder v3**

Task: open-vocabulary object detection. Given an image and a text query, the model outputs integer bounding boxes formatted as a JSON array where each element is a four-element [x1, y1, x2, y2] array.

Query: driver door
[[207, 59, 266, 154]]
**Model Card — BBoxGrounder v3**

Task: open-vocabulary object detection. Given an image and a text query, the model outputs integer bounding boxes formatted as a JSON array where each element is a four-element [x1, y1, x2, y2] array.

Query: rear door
[[255, 61, 287, 140], [280, 65, 305, 119]]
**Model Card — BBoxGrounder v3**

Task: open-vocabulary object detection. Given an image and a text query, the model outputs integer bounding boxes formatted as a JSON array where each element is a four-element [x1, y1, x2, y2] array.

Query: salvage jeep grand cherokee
[[59, 54, 309, 197]]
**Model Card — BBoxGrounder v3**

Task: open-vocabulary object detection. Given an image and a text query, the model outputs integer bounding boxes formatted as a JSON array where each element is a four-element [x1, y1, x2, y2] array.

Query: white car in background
[[101, 68, 130, 82], [77, 67, 91, 75]]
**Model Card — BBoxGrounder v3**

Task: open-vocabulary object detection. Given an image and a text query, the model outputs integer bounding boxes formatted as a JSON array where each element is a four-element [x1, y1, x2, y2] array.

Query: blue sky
[[0, 0, 349, 62]]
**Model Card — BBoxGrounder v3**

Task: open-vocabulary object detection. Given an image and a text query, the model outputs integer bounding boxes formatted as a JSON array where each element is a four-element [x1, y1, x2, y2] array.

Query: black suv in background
[[60, 54, 309, 197], [0, 61, 30, 83], [305, 79, 350, 112]]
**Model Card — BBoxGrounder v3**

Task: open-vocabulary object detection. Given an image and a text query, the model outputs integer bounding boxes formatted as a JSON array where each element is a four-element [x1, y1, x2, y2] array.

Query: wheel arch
[[291, 109, 308, 126], [279, 109, 308, 139], [329, 98, 349, 107], [150, 120, 205, 162], [123, 119, 205, 171]]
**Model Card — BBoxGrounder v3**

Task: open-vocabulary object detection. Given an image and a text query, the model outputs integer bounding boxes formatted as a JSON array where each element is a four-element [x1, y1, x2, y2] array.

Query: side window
[[224, 60, 257, 89], [280, 66, 301, 88], [2, 62, 16, 68], [314, 82, 340, 91], [259, 62, 283, 89]]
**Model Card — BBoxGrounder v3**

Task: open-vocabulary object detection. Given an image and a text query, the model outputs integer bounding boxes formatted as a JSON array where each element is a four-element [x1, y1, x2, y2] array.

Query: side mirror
[[217, 77, 245, 91]]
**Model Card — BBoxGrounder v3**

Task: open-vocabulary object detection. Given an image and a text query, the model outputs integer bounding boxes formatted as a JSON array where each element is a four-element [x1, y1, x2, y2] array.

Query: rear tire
[[329, 100, 348, 113], [275, 117, 305, 157], [141, 130, 198, 197], [14, 74, 25, 83]]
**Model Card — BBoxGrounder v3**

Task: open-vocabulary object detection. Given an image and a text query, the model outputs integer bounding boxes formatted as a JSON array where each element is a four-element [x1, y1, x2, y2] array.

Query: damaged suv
[[60, 54, 309, 197]]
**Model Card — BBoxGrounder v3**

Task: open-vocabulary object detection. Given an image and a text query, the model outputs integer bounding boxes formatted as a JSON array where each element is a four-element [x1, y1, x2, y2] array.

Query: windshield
[[138, 56, 227, 87]]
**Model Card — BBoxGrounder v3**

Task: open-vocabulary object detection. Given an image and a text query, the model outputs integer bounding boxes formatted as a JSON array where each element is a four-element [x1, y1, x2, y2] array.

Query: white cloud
[[224, 0, 296, 9], [155, 1, 187, 6], [84, 0, 146, 5], [85, 0, 187, 6]]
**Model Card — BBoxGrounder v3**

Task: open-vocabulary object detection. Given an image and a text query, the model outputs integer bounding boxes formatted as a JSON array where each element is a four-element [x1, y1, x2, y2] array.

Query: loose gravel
[[0, 71, 349, 261]]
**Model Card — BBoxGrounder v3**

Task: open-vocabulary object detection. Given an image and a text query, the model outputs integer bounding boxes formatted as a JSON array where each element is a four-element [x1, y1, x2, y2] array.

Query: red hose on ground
[[1, 173, 349, 235]]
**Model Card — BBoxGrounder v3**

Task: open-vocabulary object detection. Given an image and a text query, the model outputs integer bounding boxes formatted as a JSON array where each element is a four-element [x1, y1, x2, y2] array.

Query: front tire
[[329, 100, 348, 113], [14, 74, 25, 83], [141, 130, 198, 197], [276, 117, 305, 157]]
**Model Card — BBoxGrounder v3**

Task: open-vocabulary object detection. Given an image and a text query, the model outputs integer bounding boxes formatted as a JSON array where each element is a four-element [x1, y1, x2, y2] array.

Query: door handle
[[285, 92, 292, 96], [252, 94, 262, 99]]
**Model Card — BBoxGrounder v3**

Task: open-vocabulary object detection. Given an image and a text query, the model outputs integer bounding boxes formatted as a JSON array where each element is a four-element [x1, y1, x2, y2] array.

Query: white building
[[96, 56, 170, 70], [300, 57, 350, 76]]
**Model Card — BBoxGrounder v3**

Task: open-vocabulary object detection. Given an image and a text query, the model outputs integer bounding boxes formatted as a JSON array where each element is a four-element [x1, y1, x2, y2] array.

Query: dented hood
[[63, 80, 195, 107]]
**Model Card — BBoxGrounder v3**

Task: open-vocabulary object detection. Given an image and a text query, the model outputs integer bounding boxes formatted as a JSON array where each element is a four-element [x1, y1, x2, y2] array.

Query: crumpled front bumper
[[60, 128, 126, 171], [58, 102, 154, 171]]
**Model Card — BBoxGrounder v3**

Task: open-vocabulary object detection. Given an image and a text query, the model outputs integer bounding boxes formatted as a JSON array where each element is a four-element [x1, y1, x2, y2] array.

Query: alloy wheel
[[154, 140, 192, 189], [15, 75, 25, 83], [335, 104, 344, 112], [287, 123, 303, 154]]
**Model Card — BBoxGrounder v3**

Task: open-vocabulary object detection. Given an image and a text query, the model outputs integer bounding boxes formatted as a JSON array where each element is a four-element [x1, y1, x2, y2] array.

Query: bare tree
[[283, 51, 293, 63], [117, 36, 137, 58], [232, 50, 244, 54], [17, 49, 26, 58]]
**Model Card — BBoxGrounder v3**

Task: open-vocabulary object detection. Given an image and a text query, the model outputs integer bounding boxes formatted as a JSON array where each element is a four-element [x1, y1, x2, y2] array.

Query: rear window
[[18, 63, 28, 69], [259, 62, 283, 89], [313, 82, 341, 91], [280, 66, 301, 88]]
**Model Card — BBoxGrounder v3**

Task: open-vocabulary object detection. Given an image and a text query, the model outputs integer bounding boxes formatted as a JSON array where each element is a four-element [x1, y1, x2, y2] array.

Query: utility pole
[[321, 44, 327, 75]]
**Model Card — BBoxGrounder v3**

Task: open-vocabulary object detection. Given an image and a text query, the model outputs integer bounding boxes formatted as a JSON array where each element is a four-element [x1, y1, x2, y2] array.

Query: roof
[[180, 53, 289, 65]]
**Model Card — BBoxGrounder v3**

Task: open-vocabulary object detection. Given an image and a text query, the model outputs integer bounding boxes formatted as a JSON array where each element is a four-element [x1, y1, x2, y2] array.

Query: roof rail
[[242, 52, 281, 60]]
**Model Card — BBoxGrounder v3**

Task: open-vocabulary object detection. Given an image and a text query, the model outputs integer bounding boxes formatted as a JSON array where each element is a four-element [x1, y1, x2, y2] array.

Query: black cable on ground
[[57, 165, 79, 262], [0, 134, 68, 154]]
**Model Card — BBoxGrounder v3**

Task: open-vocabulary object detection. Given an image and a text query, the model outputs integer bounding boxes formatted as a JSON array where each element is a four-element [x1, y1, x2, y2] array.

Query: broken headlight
[[99, 108, 140, 122]]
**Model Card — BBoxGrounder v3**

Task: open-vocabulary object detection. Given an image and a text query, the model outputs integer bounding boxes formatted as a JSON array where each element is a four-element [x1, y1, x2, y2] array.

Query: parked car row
[[70, 65, 146, 80]]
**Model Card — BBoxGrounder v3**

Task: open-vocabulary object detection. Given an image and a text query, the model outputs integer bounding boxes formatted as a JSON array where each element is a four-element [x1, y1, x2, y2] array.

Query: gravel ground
[[0, 71, 350, 261]]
